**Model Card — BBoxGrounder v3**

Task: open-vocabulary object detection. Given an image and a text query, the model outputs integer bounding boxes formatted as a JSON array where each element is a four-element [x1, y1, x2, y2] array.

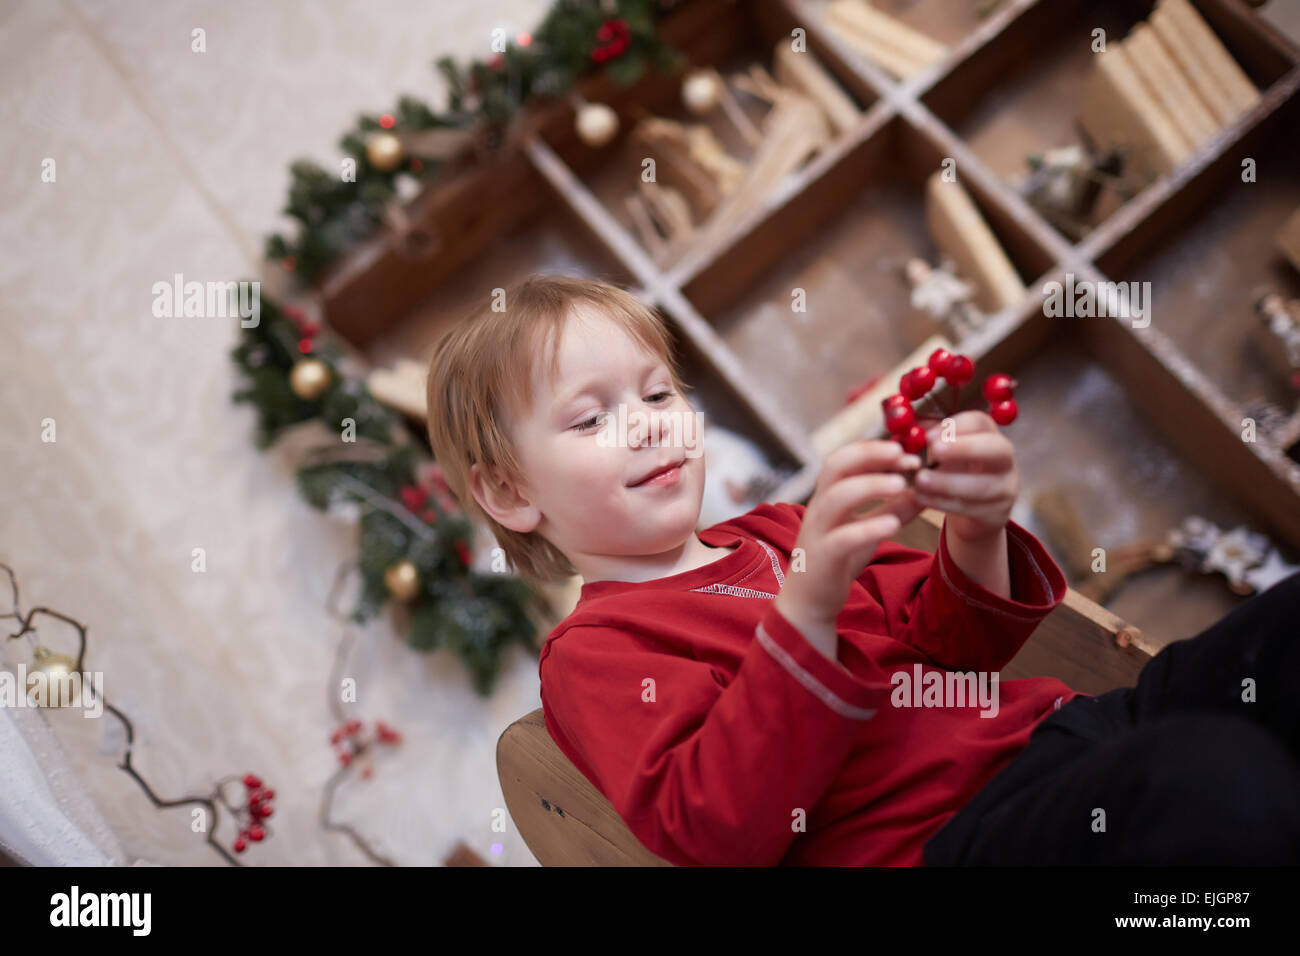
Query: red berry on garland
[[243, 774, 262, 789], [928, 348, 954, 376], [899, 424, 928, 454], [261, 788, 275, 801], [400, 484, 429, 512], [989, 399, 1019, 425], [297, 337, 313, 354], [422, 508, 437, 524], [982, 373, 1018, 403], [881, 393, 909, 410], [884, 402, 916, 435], [233, 837, 247, 853], [455, 538, 472, 566], [339, 752, 352, 767], [259, 804, 274, 819], [943, 354, 975, 386], [248, 824, 265, 842]]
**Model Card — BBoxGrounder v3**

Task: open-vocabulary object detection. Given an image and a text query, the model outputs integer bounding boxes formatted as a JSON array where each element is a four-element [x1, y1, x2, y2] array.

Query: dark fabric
[[923, 569, 1300, 865]]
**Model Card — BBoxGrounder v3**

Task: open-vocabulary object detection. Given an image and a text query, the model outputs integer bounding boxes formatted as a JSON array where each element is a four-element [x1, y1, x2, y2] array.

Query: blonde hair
[[425, 274, 692, 585]]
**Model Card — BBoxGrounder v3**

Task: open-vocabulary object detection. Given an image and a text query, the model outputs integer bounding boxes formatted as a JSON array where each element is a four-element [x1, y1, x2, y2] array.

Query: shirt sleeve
[[858, 514, 1068, 672], [540, 607, 894, 867]]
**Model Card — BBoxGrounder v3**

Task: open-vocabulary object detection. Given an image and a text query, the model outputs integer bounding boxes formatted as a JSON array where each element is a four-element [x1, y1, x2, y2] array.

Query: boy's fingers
[[913, 470, 1010, 501], [923, 409, 996, 444], [820, 440, 921, 491], [822, 471, 912, 527], [929, 432, 1014, 471]]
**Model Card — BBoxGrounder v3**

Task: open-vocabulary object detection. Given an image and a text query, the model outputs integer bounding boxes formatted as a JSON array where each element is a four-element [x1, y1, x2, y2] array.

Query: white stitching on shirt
[[694, 582, 778, 599], [756, 622, 876, 720], [757, 540, 786, 588], [936, 528, 1051, 622]]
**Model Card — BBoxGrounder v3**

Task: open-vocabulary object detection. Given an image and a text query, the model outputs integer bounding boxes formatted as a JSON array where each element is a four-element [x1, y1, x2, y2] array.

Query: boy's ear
[[469, 463, 541, 534]]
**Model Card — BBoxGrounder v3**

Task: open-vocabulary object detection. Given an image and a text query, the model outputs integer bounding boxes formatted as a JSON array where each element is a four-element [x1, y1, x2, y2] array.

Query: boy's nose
[[629, 406, 670, 448]]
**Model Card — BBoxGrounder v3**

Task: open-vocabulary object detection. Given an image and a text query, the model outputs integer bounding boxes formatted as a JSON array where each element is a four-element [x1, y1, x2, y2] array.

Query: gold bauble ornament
[[366, 131, 405, 172], [575, 103, 619, 148], [289, 358, 331, 400], [28, 646, 79, 708], [384, 559, 421, 601], [682, 69, 722, 115]]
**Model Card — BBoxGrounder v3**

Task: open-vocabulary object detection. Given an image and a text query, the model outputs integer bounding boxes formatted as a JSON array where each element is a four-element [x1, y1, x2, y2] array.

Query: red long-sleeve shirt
[[538, 501, 1086, 866]]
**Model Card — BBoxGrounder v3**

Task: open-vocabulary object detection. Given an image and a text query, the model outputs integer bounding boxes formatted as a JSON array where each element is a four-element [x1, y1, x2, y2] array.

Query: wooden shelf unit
[[318, 0, 1300, 648]]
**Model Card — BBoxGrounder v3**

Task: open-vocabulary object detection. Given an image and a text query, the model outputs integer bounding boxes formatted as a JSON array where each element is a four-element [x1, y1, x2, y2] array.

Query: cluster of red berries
[[882, 349, 1020, 454], [282, 304, 321, 355], [231, 774, 275, 854], [398, 469, 472, 565], [331, 719, 403, 780], [591, 18, 631, 62]]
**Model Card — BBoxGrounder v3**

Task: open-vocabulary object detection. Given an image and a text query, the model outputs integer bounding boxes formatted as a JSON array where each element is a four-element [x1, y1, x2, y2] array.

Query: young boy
[[426, 274, 1300, 866]]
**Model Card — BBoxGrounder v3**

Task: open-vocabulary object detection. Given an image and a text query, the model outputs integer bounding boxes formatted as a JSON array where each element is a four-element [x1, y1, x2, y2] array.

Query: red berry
[[261, 788, 274, 800], [259, 804, 274, 819], [881, 393, 909, 410], [928, 348, 954, 376], [900, 368, 935, 400], [884, 403, 916, 435], [400, 484, 429, 512], [943, 355, 975, 386], [899, 425, 928, 454], [243, 774, 261, 789], [233, 838, 247, 853], [248, 824, 265, 842], [989, 399, 1018, 425], [297, 338, 313, 354], [339, 752, 352, 767], [983, 373, 1017, 403]]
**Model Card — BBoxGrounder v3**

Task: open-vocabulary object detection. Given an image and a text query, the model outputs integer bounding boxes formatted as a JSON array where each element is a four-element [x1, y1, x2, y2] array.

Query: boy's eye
[[572, 412, 608, 432], [647, 390, 672, 403]]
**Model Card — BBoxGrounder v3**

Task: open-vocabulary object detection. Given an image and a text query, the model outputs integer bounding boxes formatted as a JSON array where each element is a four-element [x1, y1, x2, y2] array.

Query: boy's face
[[476, 303, 707, 569]]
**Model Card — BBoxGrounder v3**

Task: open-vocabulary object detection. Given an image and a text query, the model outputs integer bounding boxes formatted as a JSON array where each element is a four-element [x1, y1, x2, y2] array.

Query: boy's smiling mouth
[[628, 458, 686, 488]]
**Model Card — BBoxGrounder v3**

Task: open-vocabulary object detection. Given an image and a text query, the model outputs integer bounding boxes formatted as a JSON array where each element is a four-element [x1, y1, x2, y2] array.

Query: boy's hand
[[776, 440, 924, 631], [905, 410, 1019, 541]]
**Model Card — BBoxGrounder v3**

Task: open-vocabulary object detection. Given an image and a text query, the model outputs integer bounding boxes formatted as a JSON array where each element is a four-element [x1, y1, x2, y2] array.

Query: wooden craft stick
[[712, 71, 763, 149], [688, 93, 829, 255], [822, 9, 928, 78], [1078, 43, 1192, 184], [631, 118, 725, 219], [640, 180, 695, 239], [1149, 2, 1235, 124], [825, 0, 946, 72], [924, 171, 1026, 313], [810, 335, 953, 457], [1124, 23, 1219, 148], [624, 193, 670, 262], [773, 42, 861, 137], [1157, 0, 1259, 117]]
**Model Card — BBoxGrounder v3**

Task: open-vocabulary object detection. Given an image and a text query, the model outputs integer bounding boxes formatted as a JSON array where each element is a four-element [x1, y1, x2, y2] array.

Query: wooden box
[[314, 0, 1300, 651]]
